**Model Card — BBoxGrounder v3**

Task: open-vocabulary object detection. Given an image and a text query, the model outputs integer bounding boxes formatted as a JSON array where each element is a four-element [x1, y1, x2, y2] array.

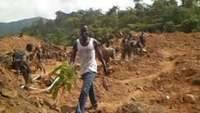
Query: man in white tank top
[[70, 25, 108, 113]]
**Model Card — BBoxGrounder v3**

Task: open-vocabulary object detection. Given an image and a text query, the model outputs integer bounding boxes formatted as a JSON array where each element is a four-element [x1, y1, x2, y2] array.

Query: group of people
[[121, 31, 146, 61], [11, 42, 71, 89], [100, 31, 147, 67], [10, 25, 147, 113]]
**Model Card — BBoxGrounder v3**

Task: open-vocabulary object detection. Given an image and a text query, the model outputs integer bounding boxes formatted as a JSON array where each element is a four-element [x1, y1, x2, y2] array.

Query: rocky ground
[[0, 33, 200, 113]]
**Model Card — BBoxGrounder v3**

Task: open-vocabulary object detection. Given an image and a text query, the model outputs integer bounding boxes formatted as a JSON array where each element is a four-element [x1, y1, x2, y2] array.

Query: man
[[33, 45, 46, 74], [139, 32, 145, 47], [12, 44, 33, 89], [139, 31, 147, 52], [70, 25, 108, 113], [101, 41, 116, 67], [121, 33, 132, 60], [129, 35, 138, 56]]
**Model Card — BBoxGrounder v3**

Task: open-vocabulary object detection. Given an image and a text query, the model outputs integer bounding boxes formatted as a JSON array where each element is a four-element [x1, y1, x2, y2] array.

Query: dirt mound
[[114, 32, 200, 113], [0, 32, 200, 113], [0, 35, 59, 113], [0, 35, 42, 53], [50, 32, 200, 113], [0, 67, 15, 87], [0, 66, 59, 113]]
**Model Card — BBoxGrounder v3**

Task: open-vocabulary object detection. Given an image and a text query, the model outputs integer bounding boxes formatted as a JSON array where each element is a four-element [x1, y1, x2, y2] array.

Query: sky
[[0, 0, 153, 23]]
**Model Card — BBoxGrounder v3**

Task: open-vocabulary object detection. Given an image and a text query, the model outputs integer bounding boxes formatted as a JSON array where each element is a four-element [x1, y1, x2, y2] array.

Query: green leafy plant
[[49, 62, 77, 99]]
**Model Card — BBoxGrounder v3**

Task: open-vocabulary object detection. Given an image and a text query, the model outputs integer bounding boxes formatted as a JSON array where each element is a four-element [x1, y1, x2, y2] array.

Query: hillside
[[0, 32, 199, 113], [0, 35, 42, 54], [0, 17, 48, 37]]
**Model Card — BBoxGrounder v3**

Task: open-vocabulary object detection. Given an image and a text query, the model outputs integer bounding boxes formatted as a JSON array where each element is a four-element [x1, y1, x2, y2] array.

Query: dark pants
[[140, 39, 146, 47], [13, 61, 21, 73], [19, 61, 32, 86], [121, 47, 132, 60], [75, 71, 97, 113]]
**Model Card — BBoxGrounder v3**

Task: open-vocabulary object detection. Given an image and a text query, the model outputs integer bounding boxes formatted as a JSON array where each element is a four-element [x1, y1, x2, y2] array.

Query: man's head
[[26, 43, 33, 52], [105, 41, 110, 48], [128, 33, 132, 38], [80, 25, 89, 40], [141, 31, 144, 36]]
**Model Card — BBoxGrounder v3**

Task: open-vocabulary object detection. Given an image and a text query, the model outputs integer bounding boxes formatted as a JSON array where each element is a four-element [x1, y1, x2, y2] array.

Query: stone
[[125, 82, 129, 86], [130, 97, 136, 101], [116, 102, 146, 113], [136, 86, 144, 91], [136, 71, 140, 75], [43, 98, 56, 107], [8, 100, 17, 107], [192, 79, 200, 86], [35, 101, 42, 108], [1, 88, 18, 98], [166, 95, 170, 100], [183, 94, 196, 104]]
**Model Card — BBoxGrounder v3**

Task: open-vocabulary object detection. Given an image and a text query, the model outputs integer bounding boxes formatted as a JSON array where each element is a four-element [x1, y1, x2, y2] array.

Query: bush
[[163, 21, 176, 32], [49, 63, 77, 99], [181, 17, 200, 32]]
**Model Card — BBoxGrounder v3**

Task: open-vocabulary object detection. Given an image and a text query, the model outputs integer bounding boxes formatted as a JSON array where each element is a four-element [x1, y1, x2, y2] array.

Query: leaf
[[49, 62, 77, 99]]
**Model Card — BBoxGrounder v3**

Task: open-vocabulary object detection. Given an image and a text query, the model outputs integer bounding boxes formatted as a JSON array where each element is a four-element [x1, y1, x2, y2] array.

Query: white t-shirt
[[76, 38, 97, 74]]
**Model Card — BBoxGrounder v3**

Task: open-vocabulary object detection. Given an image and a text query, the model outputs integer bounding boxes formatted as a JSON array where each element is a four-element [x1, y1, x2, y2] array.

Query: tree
[[22, 0, 200, 45], [181, 0, 199, 8], [133, 0, 142, 3]]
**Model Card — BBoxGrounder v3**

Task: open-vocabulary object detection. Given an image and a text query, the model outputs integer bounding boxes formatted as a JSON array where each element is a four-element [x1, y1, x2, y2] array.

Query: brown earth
[[0, 32, 200, 113], [0, 35, 42, 54]]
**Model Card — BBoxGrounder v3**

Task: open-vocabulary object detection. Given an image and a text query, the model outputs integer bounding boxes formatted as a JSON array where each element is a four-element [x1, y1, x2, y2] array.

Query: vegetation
[[22, 0, 200, 45], [49, 63, 77, 99]]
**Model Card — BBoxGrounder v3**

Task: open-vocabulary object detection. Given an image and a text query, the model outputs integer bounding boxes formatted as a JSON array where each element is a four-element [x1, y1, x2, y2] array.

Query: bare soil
[[0, 32, 200, 113]]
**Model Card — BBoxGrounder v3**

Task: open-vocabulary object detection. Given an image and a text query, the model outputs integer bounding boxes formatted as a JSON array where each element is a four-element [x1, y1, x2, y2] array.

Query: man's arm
[[93, 40, 108, 76], [70, 41, 77, 64]]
